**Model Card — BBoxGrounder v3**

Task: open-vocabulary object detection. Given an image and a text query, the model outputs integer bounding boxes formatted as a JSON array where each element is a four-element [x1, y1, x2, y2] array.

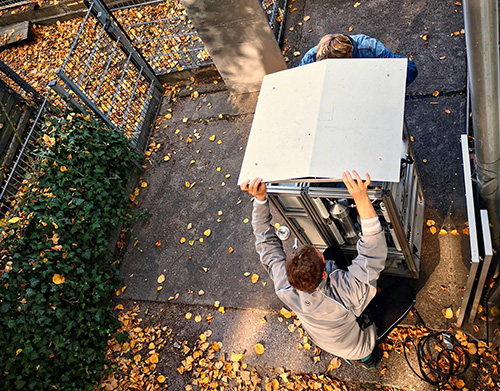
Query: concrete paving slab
[[120, 89, 294, 312]]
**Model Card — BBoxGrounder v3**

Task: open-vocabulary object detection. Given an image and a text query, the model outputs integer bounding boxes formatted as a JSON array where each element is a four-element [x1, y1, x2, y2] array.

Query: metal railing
[[53, 0, 164, 153], [0, 0, 31, 11], [0, 89, 50, 219], [0, 60, 46, 207]]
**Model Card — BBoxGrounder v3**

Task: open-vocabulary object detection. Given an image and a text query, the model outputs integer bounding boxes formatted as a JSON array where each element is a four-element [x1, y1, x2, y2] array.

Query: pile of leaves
[[0, 112, 140, 390], [0, 19, 82, 94], [100, 305, 170, 390], [99, 305, 352, 391]]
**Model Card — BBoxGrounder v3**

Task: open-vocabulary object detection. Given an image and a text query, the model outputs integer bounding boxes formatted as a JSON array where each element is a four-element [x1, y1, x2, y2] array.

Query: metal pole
[[463, 0, 500, 271]]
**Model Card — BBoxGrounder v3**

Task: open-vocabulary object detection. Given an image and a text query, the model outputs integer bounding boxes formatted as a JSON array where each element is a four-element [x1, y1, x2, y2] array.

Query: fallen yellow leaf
[[231, 352, 244, 362], [209, 135, 216, 141], [251, 274, 259, 284], [442, 307, 453, 319], [327, 357, 342, 371], [52, 273, 65, 285], [439, 228, 447, 235], [158, 375, 166, 383], [426, 219, 435, 226], [430, 226, 437, 235], [255, 343, 265, 355], [8, 217, 20, 224], [204, 229, 211, 237]]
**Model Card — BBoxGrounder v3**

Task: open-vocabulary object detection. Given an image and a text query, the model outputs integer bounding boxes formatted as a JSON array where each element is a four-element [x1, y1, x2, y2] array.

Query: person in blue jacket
[[299, 34, 418, 86]]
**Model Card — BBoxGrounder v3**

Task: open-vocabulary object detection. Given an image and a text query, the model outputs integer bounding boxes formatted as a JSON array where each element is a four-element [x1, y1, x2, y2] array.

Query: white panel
[[238, 58, 407, 185], [238, 63, 325, 183], [311, 59, 406, 181]]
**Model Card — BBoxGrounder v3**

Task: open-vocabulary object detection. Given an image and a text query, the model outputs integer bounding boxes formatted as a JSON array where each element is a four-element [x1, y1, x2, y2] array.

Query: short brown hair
[[285, 244, 325, 292], [316, 34, 353, 60]]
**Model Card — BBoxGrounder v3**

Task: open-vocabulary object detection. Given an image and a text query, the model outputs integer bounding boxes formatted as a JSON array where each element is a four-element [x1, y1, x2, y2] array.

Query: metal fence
[[0, 0, 30, 11], [109, 0, 287, 75], [53, 0, 164, 153], [0, 60, 45, 212], [0, 89, 50, 219]]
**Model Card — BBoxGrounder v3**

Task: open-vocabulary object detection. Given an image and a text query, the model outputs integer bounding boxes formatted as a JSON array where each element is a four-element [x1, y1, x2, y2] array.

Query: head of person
[[285, 244, 326, 292], [316, 34, 353, 60]]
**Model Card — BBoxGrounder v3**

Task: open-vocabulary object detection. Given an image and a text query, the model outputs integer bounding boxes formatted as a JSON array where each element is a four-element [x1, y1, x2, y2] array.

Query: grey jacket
[[252, 198, 387, 360]]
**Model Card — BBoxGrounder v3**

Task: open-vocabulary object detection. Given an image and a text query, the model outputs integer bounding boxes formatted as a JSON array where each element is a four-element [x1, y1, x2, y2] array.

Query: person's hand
[[342, 170, 370, 200], [240, 178, 267, 201], [342, 170, 376, 219]]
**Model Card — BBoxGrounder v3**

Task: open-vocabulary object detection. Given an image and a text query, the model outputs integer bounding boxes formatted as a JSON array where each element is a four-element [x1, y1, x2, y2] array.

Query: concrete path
[[117, 0, 484, 389]]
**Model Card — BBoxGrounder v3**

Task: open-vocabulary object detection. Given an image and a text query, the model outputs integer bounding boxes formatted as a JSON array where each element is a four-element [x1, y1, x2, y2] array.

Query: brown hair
[[285, 244, 325, 292], [316, 34, 353, 60]]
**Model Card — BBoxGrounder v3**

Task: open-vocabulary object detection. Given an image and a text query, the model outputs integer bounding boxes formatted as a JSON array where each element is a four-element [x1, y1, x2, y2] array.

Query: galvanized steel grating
[[109, 0, 287, 75], [110, 0, 211, 74]]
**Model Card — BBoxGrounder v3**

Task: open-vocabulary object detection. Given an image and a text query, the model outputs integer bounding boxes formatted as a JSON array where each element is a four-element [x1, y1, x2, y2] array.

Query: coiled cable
[[402, 309, 470, 389]]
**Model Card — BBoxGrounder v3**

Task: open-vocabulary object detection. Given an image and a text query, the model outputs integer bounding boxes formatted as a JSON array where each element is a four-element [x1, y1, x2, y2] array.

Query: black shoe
[[359, 346, 382, 368]]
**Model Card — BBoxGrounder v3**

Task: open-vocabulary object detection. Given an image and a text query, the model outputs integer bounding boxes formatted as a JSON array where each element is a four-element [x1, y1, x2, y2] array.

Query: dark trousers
[[323, 246, 416, 342]]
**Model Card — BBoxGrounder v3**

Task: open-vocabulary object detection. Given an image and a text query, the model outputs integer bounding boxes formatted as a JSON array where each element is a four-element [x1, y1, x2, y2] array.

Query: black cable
[[402, 309, 470, 389]]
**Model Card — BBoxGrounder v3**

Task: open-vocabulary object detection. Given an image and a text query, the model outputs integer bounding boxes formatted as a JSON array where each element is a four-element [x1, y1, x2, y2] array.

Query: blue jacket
[[299, 34, 418, 85]]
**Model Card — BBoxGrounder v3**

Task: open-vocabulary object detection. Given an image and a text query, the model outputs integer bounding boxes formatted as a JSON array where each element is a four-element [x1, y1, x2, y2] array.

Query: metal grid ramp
[[53, 0, 164, 153]]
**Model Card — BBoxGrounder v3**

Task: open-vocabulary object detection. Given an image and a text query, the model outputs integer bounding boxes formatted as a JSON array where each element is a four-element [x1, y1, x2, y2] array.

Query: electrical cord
[[402, 308, 470, 389]]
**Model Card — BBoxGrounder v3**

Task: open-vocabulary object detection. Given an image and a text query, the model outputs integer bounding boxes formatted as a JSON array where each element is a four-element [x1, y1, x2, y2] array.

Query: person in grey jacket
[[240, 171, 388, 366]]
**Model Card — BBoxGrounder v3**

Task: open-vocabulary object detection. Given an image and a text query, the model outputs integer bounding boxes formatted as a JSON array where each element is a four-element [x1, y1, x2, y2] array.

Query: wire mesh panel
[[55, 0, 164, 153], [0, 60, 44, 202], [0, 0, 30, 11], [110, 0, 211, 74], [0, 90, 51, 219], [109, 0, 287, 75]]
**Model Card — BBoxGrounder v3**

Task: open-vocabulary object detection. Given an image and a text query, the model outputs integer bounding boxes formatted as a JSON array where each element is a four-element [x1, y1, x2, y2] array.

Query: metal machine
[[266, 124, 424, 279], [239, 58, 424, 278]]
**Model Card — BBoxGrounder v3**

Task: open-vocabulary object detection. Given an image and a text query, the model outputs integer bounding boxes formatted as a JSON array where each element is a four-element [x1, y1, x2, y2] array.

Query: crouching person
[[240, 171, 408, 368]]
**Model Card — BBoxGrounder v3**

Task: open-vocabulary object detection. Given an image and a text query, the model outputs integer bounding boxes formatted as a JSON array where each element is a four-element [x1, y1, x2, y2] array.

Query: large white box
[[238, 58, 408, 184]]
